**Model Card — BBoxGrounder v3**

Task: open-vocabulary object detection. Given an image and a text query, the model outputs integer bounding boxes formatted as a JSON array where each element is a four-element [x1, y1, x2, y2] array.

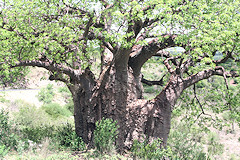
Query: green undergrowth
[[1, 105, 238, 159], [94, 118, 119, 154]]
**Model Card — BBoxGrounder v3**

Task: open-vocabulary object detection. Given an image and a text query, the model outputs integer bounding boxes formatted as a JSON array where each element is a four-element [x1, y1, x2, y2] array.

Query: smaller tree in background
[[37, 84, 55, 104]]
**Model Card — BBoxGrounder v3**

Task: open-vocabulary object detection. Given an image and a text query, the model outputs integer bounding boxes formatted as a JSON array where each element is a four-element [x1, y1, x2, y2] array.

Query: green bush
[[0, 109, 28, 154], [0, 94, 9, 103], [58, 86, 74, 115], [42, 103, 72, 118], [58, 86, 70, 93], [195, 79, 208, 88], [21, 125, 55, 143], [58, 86, 71, 98], [15, 101, 50, 126], [168, 121, 208, 159], [37, 84, 55, 104], [0, 109, 18, 149], [144, 85, 156, 93], [13, 100, 57, 144], [64, 100, 74, 115], [94, 118, 119, 154], [131, 138, 173, 159], [0, 144, 9, 158], [53, 122, 85, 151]]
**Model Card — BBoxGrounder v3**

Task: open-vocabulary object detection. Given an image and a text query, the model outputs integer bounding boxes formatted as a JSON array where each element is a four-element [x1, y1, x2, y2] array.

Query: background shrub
[[167, 120, 208, 159], [15, 100, 50, 126], [37, 84, 55, 104], [0, 144, 9, 158], [0, 94, 9, 103], [13, 100, 56, 144], [42, 103, 72, 119], [131, 138, 173, 159], [58, 86, 74, 115], [58, 86, 72, 103], [0, 109, 28, 155], [21, 125, 55, 143], [64, 101, 74, 115], [0, 109, 18, 149], [207, 132, 224, 157]]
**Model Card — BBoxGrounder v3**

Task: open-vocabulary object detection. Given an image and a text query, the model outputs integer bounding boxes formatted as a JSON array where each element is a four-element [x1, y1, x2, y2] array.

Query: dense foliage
[[1, 0, 239, 91]]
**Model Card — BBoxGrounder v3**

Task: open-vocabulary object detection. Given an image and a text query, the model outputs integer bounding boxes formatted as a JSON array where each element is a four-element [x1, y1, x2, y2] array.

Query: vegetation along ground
[[0, 0, 240, 159]]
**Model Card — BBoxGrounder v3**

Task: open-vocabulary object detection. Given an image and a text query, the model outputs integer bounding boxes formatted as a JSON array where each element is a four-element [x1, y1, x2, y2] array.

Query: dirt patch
[[3, 89, 42, 108], [219, 126, 240, 159]]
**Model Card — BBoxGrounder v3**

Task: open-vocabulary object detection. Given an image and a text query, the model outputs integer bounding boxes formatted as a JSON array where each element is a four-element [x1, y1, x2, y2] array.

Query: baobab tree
[[0, 0, 239, 151]]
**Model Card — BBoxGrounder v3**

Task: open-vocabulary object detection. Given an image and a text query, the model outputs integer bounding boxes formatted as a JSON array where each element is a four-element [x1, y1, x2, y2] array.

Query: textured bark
[[93, 65, 143, 151], [67, 69, 96, 145], [71, 86, 90, 143], [68, 64, 185, 150], [126, 74, 184, 147]]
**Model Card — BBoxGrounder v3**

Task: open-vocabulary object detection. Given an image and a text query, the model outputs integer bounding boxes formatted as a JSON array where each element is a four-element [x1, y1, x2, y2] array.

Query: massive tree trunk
[[67, 69, 97, 145], [67, 62, 186, 150], [66, 63, 233, 151]]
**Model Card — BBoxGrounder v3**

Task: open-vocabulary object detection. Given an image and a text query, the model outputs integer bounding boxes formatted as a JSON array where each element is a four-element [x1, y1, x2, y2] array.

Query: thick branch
[[129, 34, 177, 76], [141, 78, 163, 86], [141, 74, 166, 86], [183, 66, 239, 89], [214, 52, 232, 65], [49, 74, 69, 84], [11, 60, 77, 80], [83, 16, 93, 39], [153, 50, 171, 57]]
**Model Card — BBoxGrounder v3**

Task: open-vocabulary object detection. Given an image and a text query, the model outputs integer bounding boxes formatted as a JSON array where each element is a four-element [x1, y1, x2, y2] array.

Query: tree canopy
[[0, 0, 239, 81]]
